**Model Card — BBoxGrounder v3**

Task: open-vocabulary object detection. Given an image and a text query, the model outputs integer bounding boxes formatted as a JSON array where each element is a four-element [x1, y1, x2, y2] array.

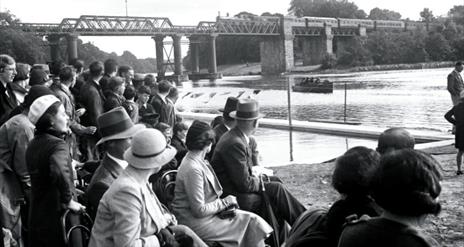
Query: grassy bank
[[216, 61, 455, 76], [272, 144, 463, 246]]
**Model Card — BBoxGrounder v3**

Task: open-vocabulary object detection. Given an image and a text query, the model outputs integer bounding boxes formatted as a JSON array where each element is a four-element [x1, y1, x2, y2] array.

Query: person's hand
[[67, 200, 85, 213], [75, 108, 86, 117], [223, 195, 238, 208], [84, 126, 97, 135], [158, 228, 179, 247]]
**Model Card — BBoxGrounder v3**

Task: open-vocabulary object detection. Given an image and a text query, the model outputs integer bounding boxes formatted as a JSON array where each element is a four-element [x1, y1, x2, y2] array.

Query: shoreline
[[272, 143, 464, 246], [217, 61, 455, 76]]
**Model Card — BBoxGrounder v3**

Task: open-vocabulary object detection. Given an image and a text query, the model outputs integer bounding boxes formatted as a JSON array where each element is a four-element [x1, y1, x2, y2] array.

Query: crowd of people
[[0, 53, 445, 247]]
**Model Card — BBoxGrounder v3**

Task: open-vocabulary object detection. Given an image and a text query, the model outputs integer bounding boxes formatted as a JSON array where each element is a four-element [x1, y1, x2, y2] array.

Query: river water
[[175, 67, 454, 166]]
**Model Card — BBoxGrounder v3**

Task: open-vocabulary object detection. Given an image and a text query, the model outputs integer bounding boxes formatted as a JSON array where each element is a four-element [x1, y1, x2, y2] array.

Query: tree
[[420, 8, 435, 22], [368, 7, 401, 20], [425, 32, 454, 61], [337, 37, 372, 66], [288, 0, 366, 18], [449, 5, 464, 26]]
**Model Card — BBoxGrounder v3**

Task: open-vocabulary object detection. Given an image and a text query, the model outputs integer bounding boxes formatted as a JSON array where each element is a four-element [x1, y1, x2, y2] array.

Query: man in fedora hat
[[86, 107, 144, 218], [211, 99, 306, 226]]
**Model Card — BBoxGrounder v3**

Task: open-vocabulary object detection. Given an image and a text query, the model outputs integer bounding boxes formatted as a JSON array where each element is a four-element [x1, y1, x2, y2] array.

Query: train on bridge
[[299, 16, 431, 31]]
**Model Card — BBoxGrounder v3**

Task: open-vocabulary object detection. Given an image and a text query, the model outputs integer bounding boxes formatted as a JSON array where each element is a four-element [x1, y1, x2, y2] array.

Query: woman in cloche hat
[[89, 128, 208, 247], [26, 95, 86, 247]]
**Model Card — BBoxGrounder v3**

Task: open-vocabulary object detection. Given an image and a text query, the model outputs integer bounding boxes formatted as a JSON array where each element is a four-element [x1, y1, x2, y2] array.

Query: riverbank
[[217, 61, 455, 76], [273, 144, 463, 246]]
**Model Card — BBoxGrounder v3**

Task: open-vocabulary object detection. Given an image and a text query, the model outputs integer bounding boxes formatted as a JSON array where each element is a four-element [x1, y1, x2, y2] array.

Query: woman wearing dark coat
[[26, 95, 85, 247]]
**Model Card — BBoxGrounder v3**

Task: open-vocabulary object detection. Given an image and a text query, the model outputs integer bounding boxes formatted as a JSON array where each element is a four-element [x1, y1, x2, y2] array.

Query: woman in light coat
[[172, 120, 272, 247]]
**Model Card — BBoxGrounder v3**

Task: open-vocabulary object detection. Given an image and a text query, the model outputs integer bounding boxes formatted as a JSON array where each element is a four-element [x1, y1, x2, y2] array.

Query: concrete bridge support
[[301, 26, 333, 65], [188, 36, 200, 73], [48, 35, 62, 63], [66, 34, 78, 63], [172, 34, 183, 76], [153, 35, 165, 77], [208, 35, 218, 74], [260, 16, 294, 75]]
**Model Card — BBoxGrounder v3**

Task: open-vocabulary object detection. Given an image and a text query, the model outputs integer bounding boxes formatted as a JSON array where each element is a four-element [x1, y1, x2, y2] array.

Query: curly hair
[[332, 146, 380, 196], [371, 149, 442, 216]]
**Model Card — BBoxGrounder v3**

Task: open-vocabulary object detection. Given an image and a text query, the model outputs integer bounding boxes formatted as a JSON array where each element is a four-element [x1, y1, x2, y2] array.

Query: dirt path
[[272, 144, 464, 247]]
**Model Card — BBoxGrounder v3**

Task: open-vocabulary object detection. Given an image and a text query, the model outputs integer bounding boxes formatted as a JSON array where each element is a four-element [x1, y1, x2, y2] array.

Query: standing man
[[79, 61, 105, 161], [447, 62, 464, 133], [0, 54, 18, 126], [211, 99, 306, 227], [100, 58, 118, 93], [150, 80, 176, 127], [448, 61, 464, 106]]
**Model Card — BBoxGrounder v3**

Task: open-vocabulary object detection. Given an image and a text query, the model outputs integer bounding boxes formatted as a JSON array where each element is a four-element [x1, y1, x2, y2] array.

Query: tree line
[[183, 1, 464, 70], [0, 11, 157, 73]]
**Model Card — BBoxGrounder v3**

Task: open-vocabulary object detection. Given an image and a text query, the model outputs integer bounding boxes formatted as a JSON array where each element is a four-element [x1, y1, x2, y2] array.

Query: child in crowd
[[444, 91, 464, 175]]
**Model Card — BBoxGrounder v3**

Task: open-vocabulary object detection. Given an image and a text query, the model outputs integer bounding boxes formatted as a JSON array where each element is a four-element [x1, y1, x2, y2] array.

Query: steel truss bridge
[[1, 15, 431, 37]]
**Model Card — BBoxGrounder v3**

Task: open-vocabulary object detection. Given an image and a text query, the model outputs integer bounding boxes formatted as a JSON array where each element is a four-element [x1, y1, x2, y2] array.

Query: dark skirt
[[455, 126, 464, 150]]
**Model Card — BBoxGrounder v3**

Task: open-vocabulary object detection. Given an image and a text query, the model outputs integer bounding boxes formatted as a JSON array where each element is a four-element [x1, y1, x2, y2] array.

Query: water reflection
[[177, 67, 453, 132], [178, 67, 452, 165]]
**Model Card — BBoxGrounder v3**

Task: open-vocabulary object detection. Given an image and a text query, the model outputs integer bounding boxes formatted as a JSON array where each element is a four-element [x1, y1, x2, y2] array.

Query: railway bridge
[[1, 14, 434, 78]]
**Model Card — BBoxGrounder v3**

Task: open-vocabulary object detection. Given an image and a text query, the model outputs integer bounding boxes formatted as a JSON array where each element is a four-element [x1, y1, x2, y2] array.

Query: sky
[[1, 0, 464, 59]]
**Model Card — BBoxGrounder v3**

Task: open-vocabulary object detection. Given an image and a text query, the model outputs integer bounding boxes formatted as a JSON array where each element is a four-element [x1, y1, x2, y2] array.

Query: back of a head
[[108, 76, 124, 92], [118, 65, 132, 76], [158, 80, 172, 94], [371, 149, 442, 217], [29, 68, 49, 86], [377, 127, 415, 155], [186, 120, 215, 151], [49, 60, 66, 76], [59, 66, 75, 84], [167, 87, 179, 99], [124, 85, 136, 100], [71, 59, 84, 73], [14, 63, 31, 82], [173, 122, 188, 135], [332, 146, 380, 196], [144, 74, 156, 87], [89, 61, 104, 78], [137, 85, 151, 95], [104, 58, 118, 74]]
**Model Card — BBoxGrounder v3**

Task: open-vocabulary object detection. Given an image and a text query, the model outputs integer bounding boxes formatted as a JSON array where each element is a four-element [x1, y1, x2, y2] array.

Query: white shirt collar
[[107, 153, 128, 169], [157, 93, 167, 104]]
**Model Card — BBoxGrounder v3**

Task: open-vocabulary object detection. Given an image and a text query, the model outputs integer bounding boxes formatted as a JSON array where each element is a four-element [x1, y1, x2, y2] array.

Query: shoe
[[457, 170, 463, 175]]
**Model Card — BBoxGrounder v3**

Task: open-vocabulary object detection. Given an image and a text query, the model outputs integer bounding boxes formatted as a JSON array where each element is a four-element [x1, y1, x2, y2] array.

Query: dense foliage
[[0, 11, 157, 73]]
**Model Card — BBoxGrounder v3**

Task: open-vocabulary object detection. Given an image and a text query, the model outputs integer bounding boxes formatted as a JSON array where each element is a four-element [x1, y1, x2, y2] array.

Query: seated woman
[[326, 146, 382, 246], [172, 120, 272, 247], [89, 128, 207, 247], [338, 149, 442, 247]]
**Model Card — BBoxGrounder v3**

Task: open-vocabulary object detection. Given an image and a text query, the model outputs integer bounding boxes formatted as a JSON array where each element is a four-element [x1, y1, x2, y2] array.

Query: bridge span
[[1, 14, 435, 79]]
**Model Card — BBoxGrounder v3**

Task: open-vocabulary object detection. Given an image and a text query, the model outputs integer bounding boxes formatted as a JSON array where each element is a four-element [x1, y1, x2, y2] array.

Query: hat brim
[[229, 111, 264, 120], [123, 145, 176, 170], [96, 124, 145, 146]]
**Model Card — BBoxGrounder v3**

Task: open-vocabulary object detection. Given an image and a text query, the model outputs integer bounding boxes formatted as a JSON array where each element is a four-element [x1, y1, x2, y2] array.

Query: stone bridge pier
[[47, 34, 79, 64], [260, 16, 294, 74], [301, 26, 334, 66]]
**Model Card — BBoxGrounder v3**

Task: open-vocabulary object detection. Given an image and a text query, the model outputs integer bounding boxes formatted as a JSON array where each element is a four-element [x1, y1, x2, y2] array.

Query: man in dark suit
[[448, 61, 464, 106], [211, 99, 306, 227], [86, 107, 144, 218], [0, 54, 18, 126], [79, 61, 106, 161], [150, 80, 176, 127]]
